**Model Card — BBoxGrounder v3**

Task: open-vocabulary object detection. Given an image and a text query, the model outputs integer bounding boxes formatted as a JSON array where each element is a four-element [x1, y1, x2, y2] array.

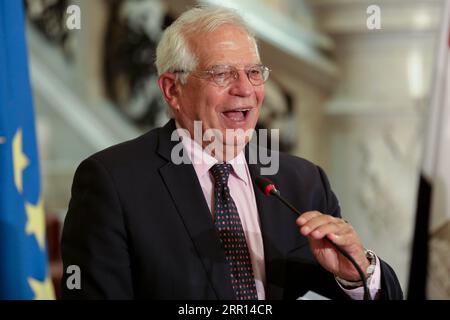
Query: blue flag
[[0, 1, 54, 299]]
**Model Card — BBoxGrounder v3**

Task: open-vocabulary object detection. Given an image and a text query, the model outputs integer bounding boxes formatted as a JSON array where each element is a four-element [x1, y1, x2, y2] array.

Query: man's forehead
[[199, 52, 260, 69], [188, 25, 253, 48], [217, 39, 242, 47], [190, 26, 259, 67]]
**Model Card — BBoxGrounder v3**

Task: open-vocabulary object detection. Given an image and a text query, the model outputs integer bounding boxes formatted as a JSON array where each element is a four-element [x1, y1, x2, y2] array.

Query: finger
[[300, 215, 334, 236], [296, 211, 322, 226], [309, 220, 350, 240], [327, 227, 359, 246], [299, 215, 343, 236], [327, 232, 367, 269]]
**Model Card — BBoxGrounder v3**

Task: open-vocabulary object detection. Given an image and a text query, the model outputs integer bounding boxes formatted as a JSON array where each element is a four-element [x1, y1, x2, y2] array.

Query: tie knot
[[210, 163, 232, 186]]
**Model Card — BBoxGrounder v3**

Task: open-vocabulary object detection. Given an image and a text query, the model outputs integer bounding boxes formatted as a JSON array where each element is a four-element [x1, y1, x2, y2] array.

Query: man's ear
[[158, 72, 181, 112]]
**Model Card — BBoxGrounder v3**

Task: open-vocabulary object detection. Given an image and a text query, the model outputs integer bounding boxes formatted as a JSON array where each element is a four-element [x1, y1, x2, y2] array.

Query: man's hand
[[296, 211, 370, 282]]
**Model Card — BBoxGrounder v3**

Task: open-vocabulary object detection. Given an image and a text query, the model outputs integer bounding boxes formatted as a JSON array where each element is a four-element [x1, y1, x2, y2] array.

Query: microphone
[[255, 176, 371, 300]]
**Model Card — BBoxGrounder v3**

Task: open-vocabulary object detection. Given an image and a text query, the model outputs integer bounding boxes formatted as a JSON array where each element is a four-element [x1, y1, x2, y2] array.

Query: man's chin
[[223, 135, 250, 145], [223, 128, 254, 144]]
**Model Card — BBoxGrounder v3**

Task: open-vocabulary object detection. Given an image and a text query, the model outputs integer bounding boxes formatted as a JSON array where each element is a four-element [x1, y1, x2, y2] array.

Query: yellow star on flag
[[25, 197, 46, 250], [12, 128, 29, 193], [28, 276, 55, 300]]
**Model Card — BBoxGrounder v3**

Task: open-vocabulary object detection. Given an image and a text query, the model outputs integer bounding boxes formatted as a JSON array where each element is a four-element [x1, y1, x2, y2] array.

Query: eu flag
[[0, 1, 54, 299]]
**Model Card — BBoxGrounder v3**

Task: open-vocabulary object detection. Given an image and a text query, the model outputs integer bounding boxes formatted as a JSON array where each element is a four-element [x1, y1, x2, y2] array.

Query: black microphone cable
[[255, 176, 371, 301]]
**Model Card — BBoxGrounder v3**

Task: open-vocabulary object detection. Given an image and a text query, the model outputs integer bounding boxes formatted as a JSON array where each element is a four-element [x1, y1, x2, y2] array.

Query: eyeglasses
[[175, 64, 271, 87]]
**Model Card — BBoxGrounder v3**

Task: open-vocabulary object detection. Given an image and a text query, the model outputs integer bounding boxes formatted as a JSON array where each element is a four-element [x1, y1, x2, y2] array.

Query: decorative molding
[[308, 0, 443, 35], [102, 0, 170, 128], [169, 0, 338, 81], [324, 98, 427, 117], [311, 0, 443, 8], [29, 55, 140, 151], [355, 120, 423, 242]]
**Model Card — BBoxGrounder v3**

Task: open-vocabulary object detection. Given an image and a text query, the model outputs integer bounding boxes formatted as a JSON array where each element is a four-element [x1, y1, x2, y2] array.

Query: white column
[[309, 0, 444, 290]]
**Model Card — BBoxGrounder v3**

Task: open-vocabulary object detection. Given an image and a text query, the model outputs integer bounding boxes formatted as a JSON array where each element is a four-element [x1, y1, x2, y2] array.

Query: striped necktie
[[210, 163, 258, 300]]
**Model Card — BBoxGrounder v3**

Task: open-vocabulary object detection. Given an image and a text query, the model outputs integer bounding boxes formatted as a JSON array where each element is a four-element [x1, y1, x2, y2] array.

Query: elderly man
[[61, 6, 403, 300]]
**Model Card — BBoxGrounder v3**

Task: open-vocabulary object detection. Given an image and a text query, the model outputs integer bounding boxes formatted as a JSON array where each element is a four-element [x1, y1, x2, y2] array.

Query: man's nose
[[229, 70, 254, 97]]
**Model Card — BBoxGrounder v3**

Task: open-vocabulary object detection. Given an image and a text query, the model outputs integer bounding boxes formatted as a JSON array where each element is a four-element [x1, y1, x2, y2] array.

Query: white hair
[[155, 5, 260, 85]]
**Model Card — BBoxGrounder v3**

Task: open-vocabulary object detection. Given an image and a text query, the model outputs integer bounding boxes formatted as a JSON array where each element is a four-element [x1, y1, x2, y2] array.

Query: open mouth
[[221, 108, 251, 122]]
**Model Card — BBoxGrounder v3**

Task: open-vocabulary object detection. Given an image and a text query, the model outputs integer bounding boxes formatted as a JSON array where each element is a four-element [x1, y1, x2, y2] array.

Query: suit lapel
[[157, 120, 235, 300]]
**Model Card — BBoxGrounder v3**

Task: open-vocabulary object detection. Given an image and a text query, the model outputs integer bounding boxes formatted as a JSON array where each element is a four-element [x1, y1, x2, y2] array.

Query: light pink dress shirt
[[177, 127, 266, 299], [176, 125, 381, 300]]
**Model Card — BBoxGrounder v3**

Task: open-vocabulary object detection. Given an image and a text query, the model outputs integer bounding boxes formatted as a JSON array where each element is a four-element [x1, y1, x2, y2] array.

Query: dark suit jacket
[[61, 120, 403, 300]]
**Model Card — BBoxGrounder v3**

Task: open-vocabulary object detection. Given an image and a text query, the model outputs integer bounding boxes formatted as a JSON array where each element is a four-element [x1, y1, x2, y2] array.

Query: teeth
[[225, 108, 251, 112]]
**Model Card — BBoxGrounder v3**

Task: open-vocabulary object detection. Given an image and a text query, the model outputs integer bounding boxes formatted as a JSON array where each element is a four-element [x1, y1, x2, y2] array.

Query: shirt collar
[[175, 121, 249, 185], [227, 151, 249, 185]]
